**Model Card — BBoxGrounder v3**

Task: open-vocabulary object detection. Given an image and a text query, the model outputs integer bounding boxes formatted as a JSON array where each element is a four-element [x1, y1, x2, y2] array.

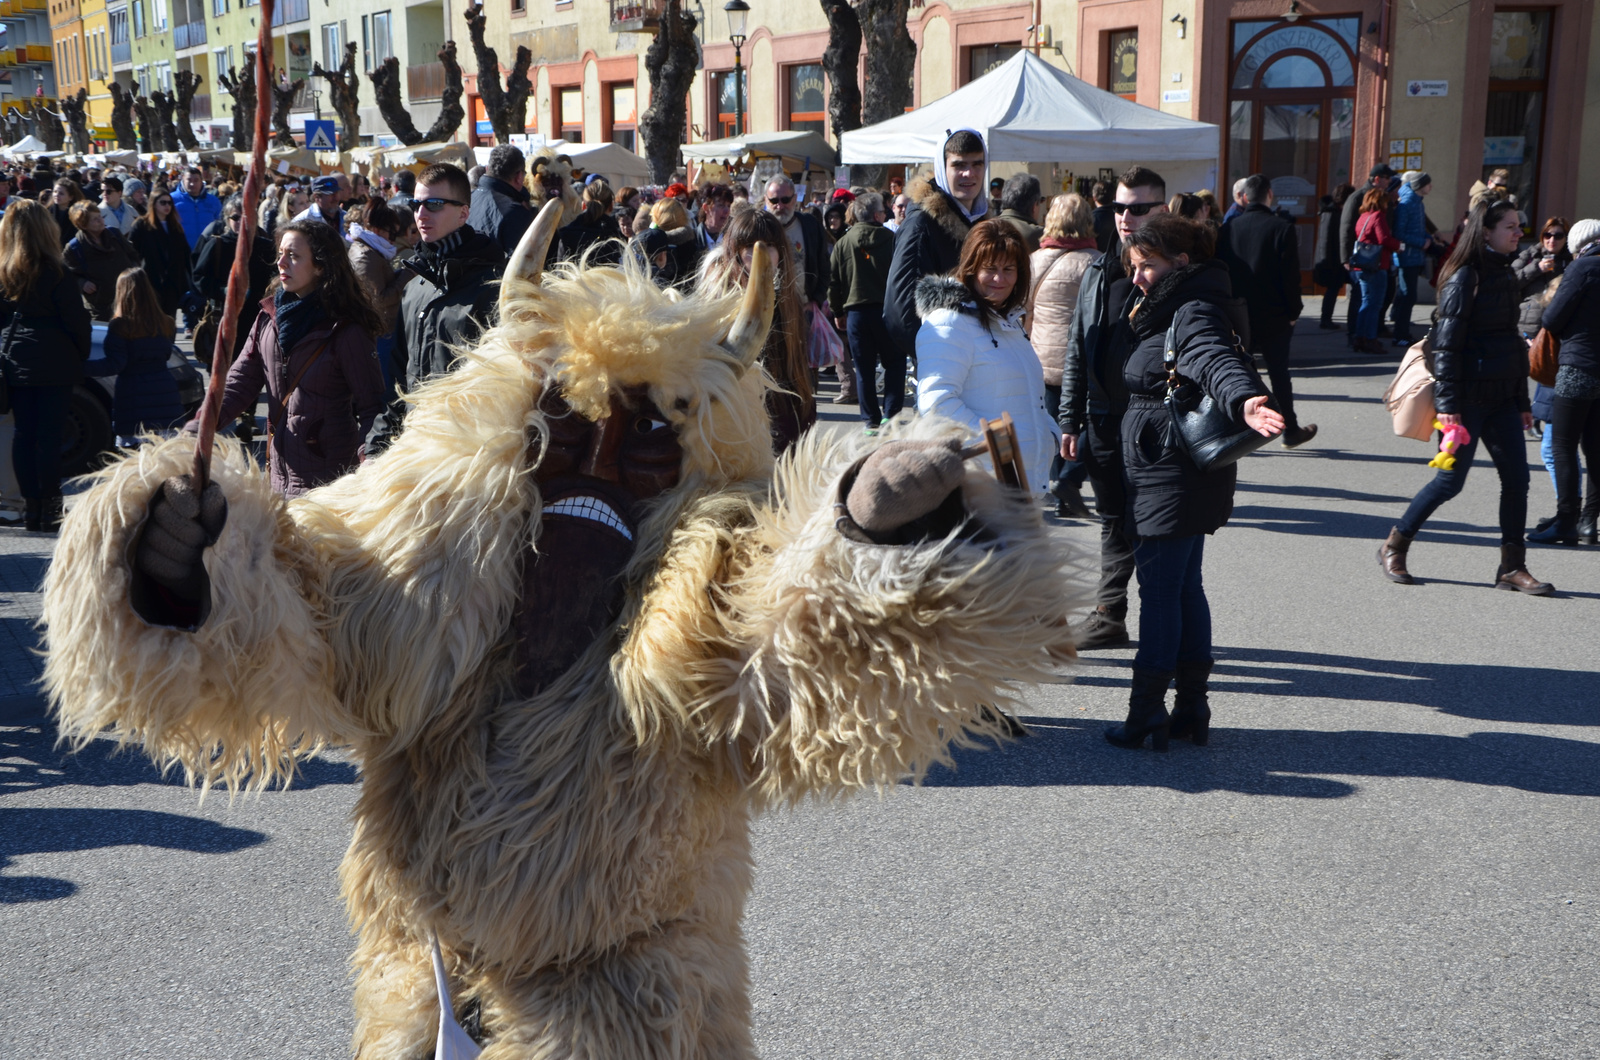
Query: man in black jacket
[[469, 145, 536, 255], [882, 128, 988, 364], [1218, 173, 1317, 448], [371, 162, 507, 451], [1058, 165, 1168, 650]]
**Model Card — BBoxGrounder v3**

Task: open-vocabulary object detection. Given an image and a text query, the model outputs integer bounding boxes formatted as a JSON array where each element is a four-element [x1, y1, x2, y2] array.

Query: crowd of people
[[0, 129, 1594, 748]]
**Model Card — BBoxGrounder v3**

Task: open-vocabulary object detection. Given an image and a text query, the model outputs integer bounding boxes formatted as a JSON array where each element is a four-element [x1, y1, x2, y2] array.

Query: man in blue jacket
[[170, 167, 222, 251], [1391, 171, 1433, 346]]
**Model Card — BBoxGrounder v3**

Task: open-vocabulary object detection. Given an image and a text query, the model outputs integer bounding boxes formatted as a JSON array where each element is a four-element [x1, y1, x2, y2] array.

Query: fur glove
[[137, 475, 228, 595], [845, 440, 965, 533]]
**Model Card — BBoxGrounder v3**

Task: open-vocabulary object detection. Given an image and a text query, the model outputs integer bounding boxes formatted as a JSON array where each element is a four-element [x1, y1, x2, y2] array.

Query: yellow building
[[49, 0, 85, 105], [78, 0, 113, 140]]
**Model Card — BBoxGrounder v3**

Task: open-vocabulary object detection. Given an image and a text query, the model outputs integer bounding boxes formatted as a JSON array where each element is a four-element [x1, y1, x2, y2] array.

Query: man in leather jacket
[[1058, 166, 1168, 649]]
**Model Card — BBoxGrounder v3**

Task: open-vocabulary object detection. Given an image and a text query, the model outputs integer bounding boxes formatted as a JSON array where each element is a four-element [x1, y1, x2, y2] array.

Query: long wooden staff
[[192, 0, 276, 491]]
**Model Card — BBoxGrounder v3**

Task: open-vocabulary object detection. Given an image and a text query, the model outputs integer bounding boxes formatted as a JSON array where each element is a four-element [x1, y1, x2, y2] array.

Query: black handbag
[[1162, 315, 1279, 472]]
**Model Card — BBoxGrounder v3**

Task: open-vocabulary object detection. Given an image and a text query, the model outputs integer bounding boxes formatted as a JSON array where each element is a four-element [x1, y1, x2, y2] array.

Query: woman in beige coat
[[345, 197, 411, 389], [1027, 192, 1099, 516]]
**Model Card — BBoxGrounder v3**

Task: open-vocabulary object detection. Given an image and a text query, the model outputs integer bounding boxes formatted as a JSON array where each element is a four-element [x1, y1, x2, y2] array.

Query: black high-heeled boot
[[1106, 668, 1173, 751], [1579, 494, 1599, 546], [22, 497, 40, 532], [1169, 661, 1213, 745], [40, 494, 63, 534]]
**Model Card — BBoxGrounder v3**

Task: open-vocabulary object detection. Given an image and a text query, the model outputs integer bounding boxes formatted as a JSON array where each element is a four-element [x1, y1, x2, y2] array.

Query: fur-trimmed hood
[[908, 176, 977, 252], [914, 273, 977, 318]]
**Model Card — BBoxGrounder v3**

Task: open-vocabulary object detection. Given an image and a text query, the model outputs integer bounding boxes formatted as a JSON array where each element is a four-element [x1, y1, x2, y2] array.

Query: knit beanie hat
[[1403, 170, 1431, 189], [1568, 219, 1600, 255]]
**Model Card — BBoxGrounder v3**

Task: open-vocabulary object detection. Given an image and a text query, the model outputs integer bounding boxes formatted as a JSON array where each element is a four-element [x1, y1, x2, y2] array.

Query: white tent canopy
[[546, 140, 652, 186], [681, 130, 837, 173], [840, 51, 1218, 165], [4, 134, 52, 157]]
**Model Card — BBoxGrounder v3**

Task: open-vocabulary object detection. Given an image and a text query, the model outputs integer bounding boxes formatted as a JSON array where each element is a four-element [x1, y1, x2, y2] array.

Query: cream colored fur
[[42, 255, 1085, 1058]]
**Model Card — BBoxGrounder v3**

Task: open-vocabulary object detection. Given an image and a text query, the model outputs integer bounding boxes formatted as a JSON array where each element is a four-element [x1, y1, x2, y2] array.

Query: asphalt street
[[2, 306, 1597, 1059]]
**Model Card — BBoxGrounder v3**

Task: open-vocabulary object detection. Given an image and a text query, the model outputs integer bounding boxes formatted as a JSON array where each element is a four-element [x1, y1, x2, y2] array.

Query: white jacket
[[913, 275, 1060, 491]]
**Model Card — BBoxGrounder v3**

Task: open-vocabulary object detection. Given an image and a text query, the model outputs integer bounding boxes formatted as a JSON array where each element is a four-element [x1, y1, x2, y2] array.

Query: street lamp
[[724, 0, 748, 137]]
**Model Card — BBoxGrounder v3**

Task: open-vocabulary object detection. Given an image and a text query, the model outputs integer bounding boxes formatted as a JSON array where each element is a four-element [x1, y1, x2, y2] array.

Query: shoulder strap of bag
[[1163, 314, 1181, 394], [268, 323, 340, 441]]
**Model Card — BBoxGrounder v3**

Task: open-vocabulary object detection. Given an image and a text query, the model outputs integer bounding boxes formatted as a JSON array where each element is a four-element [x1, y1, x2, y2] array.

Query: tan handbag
[[1528, 327, 1560, 387], [1385, 335, 1437, 441]]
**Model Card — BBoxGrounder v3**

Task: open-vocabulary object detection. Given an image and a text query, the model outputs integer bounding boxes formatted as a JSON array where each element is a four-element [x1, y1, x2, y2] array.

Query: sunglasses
[[1112, 201, 1162, 216], [418, 197, 466, 213], [1544, 231, 1566, 240], [767, 195, 794, 205]]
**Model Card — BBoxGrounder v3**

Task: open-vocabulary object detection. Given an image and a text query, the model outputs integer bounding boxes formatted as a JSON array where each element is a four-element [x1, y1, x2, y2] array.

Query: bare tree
[[60, 88, 91, 155], [217, 63, 255, 151], [370, 41, 466, 146], [31, 99, 66, 151], [854, 0, 915, 187], [174, 70, 202, 149], [108, 82, 139, 150], [639, 0, 699, 185], [151, 89, 181, 150], [819, 0, 862, 151], [464, 3, 531, 142], [133, 95, 157, 152], [270, 70, 298, 148], [312, 41, 361, 150]]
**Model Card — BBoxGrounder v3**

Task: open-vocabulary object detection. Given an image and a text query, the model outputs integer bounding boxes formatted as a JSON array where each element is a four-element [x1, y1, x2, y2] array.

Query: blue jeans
[[1355, 269, 1387, 340], [10, 384, 71, 499], [1391, 265, 1422, 341], [1542, 422, 1558, 494], [1397, 400, 1529, 543], [847, 308, 905, 426], [1131, 534, 1212, 673]]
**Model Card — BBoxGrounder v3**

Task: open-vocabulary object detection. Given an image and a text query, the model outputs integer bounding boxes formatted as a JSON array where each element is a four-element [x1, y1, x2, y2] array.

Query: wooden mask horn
[[499, 197, 566, 315], [721, 241, 776, 371]]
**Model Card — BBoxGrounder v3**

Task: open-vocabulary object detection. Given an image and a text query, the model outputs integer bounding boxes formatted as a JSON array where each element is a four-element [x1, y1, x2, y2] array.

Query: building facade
[[2, 0, 59, 106]]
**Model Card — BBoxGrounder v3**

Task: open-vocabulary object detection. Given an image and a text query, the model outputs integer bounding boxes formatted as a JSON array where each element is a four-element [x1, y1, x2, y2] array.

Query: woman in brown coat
[[345, 196, 411, 388], [1026, 192, 1098, 515], [211, 219, 386, 496]]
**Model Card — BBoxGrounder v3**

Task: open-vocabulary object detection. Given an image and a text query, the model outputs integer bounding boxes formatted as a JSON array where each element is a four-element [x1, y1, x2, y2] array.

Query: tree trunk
[[108, 81, 139, 150], [820, 0, 861, 152], [174, 69, 201, 149], [32, 100, 66, 151], [312, 41, 361, 150], [270, 71, 298, 148], [371, 39, 465, 146], [639, 0, 699, 185], [464, 3, 531, 142], [369, 57, 421, 145], [133, 96, 157, 153], [61, 88, 91, 155], [218, 64, 255, 151], [151, 90, 180, 151], [855, 0, 915, 188]]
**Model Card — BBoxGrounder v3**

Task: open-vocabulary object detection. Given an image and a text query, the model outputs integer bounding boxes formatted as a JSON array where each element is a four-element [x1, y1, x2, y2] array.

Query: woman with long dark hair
[[208, 219, 386, 495], [1379, 200, 1553, 593], [1106, 215, 1281, 751], [698, 204, 817, 452], [129, 189, 192, 320], [0, 199, 92, 530]]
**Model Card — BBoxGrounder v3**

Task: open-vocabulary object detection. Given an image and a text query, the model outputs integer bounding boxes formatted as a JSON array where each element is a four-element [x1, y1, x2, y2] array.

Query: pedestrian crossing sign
[[305, 119, 337, 151]]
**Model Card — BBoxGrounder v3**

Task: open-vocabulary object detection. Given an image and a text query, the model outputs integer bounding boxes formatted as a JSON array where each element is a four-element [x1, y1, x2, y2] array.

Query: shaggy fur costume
[[43, 251, 1083, 1057]]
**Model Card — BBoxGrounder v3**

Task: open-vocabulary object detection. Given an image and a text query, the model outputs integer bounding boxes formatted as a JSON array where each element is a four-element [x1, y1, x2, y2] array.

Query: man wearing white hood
[[884, 129, 988, 366]]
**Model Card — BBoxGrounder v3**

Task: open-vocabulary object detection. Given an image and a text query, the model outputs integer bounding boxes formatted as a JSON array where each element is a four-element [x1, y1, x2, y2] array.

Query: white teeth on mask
[[541, 495, 633, 541]]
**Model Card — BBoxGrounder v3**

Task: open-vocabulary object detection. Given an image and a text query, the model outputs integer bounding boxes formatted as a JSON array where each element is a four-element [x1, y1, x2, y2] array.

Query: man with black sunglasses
[[1058, 166, 1168, 650], [370, 161, 507, 452]]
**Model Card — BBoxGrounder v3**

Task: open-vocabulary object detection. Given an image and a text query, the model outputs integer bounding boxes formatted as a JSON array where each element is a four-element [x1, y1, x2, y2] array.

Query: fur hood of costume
[[43, 227, 1083, 1057], [907, 174, 978, 253]]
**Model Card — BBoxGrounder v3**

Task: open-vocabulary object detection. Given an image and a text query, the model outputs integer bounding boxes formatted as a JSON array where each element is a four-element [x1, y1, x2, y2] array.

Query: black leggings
[[1550, 393, 1600, 515]]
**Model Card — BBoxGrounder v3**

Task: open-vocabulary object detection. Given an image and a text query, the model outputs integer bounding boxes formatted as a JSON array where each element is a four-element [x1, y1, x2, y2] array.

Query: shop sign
[[1162, 90, 1190, 103], [1406, 80, 1447, 97], [1483, 136, 1525, 165], [1110, 31, 1137, 96]]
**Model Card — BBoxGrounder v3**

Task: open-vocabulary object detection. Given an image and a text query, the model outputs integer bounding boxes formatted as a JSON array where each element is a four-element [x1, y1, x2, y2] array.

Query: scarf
[[932, 127, 989, 225], [352, 224, 397, 260], [1040, 236, 1097, 252], [274, 287, 325, 358], [419, 226, 468, 263]]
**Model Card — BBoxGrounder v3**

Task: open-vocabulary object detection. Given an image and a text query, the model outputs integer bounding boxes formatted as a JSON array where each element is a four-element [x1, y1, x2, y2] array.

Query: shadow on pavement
[[0, 807, 267, 904], [0, 552, 50, 594], [922, 720, 1600, 798], [0, 718, 360, 796], [1235, 482, 1414, 505], [1227, 503, 1500, 545], [1069, 645, 1600, 727]]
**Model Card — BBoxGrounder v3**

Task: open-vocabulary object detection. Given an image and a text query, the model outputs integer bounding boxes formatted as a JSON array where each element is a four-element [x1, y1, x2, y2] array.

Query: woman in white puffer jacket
[[915, 218, 1061, 491]]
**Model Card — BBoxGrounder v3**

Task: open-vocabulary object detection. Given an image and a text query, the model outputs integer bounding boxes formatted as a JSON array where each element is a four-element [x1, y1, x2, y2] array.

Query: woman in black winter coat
[[63, 200, 142, 321], [89, 267, 185, 443], [0, 200, 93, 531], [1529, 219, 1600, 545], [129, 190, 192, 320], [1379, 200, 1553, 593], [1315, 184, 1354, 328], [1106, 215, 1283, 752]]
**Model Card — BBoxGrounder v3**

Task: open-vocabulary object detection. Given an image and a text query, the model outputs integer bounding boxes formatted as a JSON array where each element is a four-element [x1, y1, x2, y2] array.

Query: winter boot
[[1168, 660, 1213, 746], [1527, 507, 1579, 546], [1578, 493, 1599, 546], [1106, 668, 1173, 751], [22, 497, 40, 532], [1377, 526, 1415, 584], [40, 494, 63, 534], [1074, 606, 1130, 650], [1494, 542, 1554, 595]]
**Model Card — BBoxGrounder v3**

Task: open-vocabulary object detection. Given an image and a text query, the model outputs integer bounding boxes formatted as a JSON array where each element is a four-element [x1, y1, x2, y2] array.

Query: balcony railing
[[407, 60, 443, 102], [270, 0, 308, 25], [608, 0, 661, 33], [174, 20, 205, 48], [187, 93, 210, 119], [111, 39, 130, 64]]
